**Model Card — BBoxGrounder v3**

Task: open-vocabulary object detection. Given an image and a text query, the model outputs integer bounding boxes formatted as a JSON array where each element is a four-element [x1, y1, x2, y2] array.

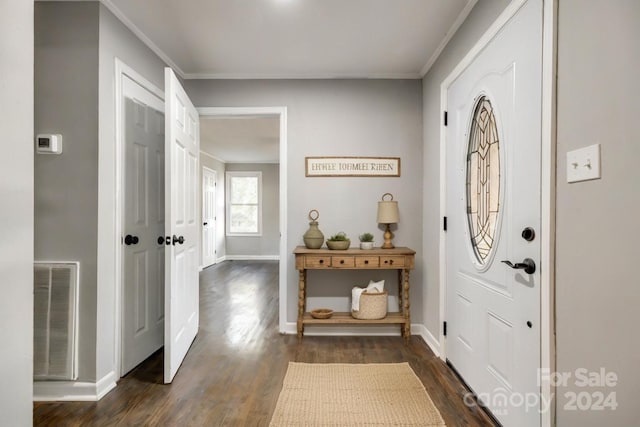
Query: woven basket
[[352, 290, 388, 320]]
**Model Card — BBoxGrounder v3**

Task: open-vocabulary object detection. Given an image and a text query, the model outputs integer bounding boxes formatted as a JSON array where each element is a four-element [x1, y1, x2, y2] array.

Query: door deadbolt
[[521, 227, 536, 242]]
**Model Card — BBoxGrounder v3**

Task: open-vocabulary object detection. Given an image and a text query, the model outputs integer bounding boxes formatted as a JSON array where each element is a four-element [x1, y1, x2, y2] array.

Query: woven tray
[[352, 290, 388, 320]]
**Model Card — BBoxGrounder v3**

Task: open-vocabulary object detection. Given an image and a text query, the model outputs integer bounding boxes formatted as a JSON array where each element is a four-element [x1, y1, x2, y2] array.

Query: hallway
[[34, 261, 494, 426]]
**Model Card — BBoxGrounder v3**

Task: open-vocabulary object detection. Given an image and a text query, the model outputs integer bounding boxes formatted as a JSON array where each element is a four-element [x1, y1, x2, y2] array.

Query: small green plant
[[359, 233, 374, 242], [328, 232, 349, 241]]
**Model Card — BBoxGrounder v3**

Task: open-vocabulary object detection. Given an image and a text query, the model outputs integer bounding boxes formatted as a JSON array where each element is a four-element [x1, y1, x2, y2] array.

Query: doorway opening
[[198, 107, 288, 334]]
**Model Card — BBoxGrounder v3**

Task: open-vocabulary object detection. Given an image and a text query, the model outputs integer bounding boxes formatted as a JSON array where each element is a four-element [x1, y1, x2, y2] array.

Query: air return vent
[[33, 262, 79, 381]]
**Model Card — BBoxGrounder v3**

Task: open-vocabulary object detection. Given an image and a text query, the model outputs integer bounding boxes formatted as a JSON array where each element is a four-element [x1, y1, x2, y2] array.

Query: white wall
[[555, 1, 640, 425], [421, 0, 511, 347], [185, 79, 423, 324], [200, 153, 226, 263], [0, 0, 34, 424], [225, 163, 280, 258]]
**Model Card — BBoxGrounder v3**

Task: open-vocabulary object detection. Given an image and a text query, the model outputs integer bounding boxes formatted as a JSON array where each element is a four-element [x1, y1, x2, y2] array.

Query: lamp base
[[381, 224, 395, 249]]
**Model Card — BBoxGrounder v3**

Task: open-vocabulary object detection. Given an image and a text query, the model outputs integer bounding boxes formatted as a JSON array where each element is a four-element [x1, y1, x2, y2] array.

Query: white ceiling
[[104, 0, 477, 162], [106, 0, 477, 79], [200, 117, 280, 163]]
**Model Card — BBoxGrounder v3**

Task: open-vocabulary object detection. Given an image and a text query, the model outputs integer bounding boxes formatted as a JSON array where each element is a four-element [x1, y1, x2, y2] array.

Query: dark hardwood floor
[[34, 260, 494, 426]]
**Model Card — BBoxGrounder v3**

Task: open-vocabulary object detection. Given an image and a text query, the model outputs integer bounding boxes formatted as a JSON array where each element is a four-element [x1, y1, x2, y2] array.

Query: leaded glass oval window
[[466, 96, 501, 264]]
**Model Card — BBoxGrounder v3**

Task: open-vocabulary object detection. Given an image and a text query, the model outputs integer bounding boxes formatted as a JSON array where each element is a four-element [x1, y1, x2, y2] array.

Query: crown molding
[[100, 0, 186, 78], [184, 72, 423, 80], [420, 0, 478, 78]]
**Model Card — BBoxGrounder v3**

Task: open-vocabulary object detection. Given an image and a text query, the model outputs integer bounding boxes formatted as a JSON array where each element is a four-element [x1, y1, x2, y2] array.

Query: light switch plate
[[566, 144, 601, 183]]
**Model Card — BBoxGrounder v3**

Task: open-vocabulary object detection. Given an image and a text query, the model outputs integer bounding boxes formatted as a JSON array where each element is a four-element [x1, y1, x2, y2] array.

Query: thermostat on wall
[[36, 134, 63, 154]]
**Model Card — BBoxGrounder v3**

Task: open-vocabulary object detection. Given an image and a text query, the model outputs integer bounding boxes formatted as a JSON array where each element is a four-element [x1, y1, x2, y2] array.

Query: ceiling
[[104, 0, 477, 162], [200, 117, 280, 163], [106, 0, 476, 79]]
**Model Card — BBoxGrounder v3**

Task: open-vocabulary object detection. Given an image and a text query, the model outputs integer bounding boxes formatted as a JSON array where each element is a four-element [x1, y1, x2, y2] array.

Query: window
[[466, 96, 501, 265], [226, 171, 262, 236]]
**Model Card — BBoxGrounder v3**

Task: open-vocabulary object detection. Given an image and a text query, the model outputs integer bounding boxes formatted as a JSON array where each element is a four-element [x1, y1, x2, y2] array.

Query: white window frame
[[225, 171, 263, 236]]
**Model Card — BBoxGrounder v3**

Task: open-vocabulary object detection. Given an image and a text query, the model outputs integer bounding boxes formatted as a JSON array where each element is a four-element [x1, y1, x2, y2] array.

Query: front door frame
[[197, 107, 288, 334], [438, 0, 557, 425]]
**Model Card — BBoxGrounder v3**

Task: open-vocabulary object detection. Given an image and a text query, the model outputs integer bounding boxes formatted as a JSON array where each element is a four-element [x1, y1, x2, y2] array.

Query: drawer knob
[[364, 260, 369, 264], [340, 260, 345, 264], [384, 260, 388, 264], [319, 259, 324, 264]]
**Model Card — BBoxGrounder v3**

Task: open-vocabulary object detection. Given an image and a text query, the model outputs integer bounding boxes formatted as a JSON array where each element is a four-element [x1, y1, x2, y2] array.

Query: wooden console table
[[293, 246, 416, 342]]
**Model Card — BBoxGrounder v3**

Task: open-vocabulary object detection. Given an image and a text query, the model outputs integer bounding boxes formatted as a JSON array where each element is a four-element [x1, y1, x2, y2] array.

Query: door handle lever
[[172, 235, 185, 245], [501, 258, 536, 274]]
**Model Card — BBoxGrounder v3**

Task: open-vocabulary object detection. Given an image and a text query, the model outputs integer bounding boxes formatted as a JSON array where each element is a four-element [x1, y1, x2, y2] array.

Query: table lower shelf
[[302, 311, 406, 325]]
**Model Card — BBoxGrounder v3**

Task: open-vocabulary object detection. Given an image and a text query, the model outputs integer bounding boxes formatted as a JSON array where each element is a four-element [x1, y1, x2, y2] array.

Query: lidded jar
[[303, 209, 324, 249]]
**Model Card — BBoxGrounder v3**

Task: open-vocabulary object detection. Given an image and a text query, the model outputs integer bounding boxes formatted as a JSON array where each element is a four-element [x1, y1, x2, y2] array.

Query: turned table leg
[[402, 269, 411, 342], [397, 269, 404, 338], [297, 269, 306, 340]]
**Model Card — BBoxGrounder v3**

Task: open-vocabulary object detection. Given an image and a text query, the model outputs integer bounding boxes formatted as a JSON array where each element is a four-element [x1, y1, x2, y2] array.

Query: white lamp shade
[[377, 200, 399, 224]]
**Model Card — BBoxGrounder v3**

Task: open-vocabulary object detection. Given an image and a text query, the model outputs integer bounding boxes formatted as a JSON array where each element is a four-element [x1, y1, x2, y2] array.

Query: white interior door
[[445, 1, 542, 425], [164, 68, 200, 383], [202, 167, 217, 268], [122, 75, 165, 375]]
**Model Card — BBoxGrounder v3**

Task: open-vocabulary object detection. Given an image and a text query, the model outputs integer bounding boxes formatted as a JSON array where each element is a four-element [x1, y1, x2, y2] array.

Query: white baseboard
[[225, 255, 279, 261], [411, 324, 441, 358], [216, 255, 227, 263], [34, 371, 117, 402]]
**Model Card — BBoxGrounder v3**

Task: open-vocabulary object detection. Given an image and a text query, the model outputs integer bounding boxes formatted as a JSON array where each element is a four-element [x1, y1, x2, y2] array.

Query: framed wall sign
[[305, 156, 401, 177]]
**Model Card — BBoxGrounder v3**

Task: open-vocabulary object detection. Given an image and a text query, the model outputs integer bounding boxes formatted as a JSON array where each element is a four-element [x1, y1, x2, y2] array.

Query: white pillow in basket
[[366, 279, 385, 293]]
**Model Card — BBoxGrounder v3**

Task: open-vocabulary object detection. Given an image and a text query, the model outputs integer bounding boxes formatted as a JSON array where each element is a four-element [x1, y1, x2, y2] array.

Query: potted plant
[[359, 232, 375, 250], [326, 232, 351, 250]]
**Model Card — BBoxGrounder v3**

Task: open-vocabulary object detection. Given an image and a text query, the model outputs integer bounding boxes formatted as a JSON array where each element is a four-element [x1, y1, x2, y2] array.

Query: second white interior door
[[202, 167, 217, 268]]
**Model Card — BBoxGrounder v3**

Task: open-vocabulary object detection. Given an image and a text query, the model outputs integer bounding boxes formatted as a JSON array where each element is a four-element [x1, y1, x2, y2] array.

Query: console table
[[293, 246, 416, 342]]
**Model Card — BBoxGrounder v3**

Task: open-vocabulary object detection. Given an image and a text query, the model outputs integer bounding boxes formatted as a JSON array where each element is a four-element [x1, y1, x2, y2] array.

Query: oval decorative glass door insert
[[466, 96, 501, 264]]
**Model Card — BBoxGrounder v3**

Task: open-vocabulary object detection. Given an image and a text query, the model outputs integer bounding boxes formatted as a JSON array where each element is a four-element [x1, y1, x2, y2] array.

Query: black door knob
[[203, 222, 208, 226], [501, 258, 536, 274], [172, 235, 185, 245], [157, 236, 165, 245], [124, 234, 139, 245]]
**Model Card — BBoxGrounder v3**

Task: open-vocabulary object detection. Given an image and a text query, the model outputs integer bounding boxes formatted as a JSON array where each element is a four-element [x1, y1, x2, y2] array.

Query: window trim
[[225, 171, 263, 236]]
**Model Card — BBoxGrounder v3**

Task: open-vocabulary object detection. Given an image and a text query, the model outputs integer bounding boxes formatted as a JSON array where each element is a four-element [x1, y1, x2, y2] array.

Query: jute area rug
[[269, 362, 445, 426]]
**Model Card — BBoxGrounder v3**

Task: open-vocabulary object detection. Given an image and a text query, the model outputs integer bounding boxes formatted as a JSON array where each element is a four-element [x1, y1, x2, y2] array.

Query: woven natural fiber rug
[[269, 362, 445, 426]]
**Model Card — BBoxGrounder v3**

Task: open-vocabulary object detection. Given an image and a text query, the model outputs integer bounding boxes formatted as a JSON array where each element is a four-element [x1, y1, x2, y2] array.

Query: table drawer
[[305, 256, 331, 268], [355, 256, 379, 268], [380, 256, 405, 268], [331, 256, 355, 268]]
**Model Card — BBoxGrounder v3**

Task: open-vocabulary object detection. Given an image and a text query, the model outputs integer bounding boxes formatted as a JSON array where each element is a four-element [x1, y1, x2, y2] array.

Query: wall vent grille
[[33, 262, 79, 381]]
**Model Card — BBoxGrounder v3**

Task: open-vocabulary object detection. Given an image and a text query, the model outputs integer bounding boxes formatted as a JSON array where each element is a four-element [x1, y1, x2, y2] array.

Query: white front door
[[164, 68, 200, 383], [122, 75, 165, 375], [445, 1, 542, 425], [202, 167, 217, 268]]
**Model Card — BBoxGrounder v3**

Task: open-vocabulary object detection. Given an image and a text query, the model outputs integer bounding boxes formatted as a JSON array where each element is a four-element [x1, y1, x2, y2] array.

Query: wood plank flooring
[[34, 260, 495, 426]]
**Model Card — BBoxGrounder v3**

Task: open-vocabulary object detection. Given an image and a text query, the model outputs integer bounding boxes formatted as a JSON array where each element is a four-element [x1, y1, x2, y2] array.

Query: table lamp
[[377, 192, 399, 249]]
